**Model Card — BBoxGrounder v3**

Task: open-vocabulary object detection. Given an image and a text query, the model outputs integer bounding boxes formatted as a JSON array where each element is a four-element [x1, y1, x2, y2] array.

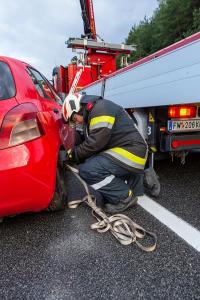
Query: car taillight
[[0, 103, 44, 150], [168, 105, 197, 119], [63, 104, 68, 121]]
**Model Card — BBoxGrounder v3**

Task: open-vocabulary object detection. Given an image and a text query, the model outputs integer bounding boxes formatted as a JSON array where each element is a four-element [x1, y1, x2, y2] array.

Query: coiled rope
[[66, 164, 157, 252]]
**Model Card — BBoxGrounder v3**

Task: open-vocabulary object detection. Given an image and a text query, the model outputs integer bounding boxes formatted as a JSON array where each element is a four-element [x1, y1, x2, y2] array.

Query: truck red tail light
[[0, 103, 44, 150], [172, 139, 200, 149], [168, 105, 197, 119]]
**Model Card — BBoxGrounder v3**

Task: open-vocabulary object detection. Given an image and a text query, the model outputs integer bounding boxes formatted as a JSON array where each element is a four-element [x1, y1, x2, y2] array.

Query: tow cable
[[66, 164, 157, 252]]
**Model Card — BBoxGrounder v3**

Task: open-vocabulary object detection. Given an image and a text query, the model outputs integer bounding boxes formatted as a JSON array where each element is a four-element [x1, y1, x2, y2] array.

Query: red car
[[0, 56, 74, 218]]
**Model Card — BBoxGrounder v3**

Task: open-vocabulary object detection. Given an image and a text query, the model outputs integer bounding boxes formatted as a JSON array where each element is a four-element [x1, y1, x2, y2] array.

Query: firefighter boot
[[104, 191, 138, 214]]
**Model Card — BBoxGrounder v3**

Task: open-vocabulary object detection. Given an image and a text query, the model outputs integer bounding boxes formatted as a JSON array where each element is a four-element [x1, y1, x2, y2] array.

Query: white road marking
[[138, 195, 200, 252]]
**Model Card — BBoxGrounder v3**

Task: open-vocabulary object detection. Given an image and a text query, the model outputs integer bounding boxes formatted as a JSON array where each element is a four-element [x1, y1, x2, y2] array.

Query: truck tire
[[47, 166, 67, 212]]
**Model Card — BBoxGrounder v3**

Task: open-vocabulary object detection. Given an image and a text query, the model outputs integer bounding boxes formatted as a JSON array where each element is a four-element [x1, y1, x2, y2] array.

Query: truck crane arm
[[53, 0, 135, 95], [79, 0, 96, 40]]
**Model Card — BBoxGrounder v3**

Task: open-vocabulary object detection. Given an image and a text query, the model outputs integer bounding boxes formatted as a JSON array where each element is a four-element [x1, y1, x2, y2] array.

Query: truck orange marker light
[[168, 105, 197, 118]]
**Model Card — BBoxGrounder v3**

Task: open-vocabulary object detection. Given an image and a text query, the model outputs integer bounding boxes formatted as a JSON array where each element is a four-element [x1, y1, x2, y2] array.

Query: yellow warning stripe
[[110, 147, 146, 166], [90, 116, 115, 127]]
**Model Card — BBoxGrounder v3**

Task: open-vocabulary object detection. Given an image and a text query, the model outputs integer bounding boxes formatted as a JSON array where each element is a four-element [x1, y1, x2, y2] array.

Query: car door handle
[[53, 108, 59, 114]]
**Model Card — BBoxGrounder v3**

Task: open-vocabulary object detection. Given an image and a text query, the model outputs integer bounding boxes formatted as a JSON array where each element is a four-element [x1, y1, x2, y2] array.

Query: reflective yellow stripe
[[110, 147, 146, 166], [150, 146, 157, 153], [90, 116, 115, 127]]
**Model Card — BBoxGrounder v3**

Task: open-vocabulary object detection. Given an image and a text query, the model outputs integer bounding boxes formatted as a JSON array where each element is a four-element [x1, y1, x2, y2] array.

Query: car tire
[[47, 166, 67, 212]]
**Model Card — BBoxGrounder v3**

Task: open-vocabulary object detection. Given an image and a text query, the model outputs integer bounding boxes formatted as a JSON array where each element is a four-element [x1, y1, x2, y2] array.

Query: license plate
[[168, 119, 200, 132]]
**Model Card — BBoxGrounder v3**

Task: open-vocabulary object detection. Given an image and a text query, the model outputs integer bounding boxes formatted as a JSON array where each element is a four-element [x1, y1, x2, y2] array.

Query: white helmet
[[62, 93, 82, 121]]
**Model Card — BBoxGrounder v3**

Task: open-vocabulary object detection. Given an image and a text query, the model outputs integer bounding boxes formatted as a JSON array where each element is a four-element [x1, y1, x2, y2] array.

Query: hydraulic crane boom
[[80, 0, 96, 40], [52, 0, 135, 94], [67, 0, 135, 54]]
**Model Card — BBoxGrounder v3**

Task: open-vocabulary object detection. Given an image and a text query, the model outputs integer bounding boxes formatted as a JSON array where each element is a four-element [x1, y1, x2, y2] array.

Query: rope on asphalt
[[66, 164, 157, 252]]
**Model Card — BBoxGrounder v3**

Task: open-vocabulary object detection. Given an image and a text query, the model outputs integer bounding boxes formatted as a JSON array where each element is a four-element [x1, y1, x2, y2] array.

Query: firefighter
[[63, 93, 148, 214]]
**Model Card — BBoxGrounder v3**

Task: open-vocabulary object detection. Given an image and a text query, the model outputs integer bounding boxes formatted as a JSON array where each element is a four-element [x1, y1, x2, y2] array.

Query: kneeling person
[[63, 93, 148, 213]]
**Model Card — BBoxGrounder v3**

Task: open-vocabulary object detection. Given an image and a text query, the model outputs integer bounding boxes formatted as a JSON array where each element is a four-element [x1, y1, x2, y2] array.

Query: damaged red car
[[0, 56, 74, 218]]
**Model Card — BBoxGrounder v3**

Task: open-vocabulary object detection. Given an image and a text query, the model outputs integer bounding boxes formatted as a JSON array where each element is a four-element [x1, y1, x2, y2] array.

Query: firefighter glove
[[66, 149, 75, 162]]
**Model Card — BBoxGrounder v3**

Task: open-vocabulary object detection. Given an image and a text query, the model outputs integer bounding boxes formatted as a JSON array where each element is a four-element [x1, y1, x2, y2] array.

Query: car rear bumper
[[0, 141, 57, 217], [160, 132, 200, 152]]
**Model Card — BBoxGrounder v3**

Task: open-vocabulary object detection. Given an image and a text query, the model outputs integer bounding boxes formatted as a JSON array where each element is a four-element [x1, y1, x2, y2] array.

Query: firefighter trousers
[[79, 155, 144, 204]]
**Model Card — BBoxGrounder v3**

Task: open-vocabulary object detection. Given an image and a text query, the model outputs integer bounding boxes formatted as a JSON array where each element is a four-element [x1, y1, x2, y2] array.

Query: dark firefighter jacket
[[74, 97, 148, 173]]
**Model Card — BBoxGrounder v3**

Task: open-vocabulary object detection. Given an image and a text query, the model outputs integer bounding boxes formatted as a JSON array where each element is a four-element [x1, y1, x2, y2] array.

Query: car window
[[41, 74, 63, 105], [0, 61, 16, 100], [27, 68, 46, 97], [27, 67, 56, 100]]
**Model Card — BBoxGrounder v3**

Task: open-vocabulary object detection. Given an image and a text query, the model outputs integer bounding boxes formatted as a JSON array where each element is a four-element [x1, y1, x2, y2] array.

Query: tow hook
[[171, 151, 189, 165]]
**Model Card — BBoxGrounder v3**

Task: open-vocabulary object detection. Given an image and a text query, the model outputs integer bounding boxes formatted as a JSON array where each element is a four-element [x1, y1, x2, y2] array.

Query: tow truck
[[81, 32, 200, 165], [53, 0, 200, 166]]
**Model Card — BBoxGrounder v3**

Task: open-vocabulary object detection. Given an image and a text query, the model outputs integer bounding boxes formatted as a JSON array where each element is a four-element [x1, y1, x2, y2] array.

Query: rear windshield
[[0, 61, 16, 100]]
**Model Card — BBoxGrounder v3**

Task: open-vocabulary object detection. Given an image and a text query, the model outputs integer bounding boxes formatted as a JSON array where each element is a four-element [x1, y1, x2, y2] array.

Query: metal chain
[[66, 164, 157, 252]]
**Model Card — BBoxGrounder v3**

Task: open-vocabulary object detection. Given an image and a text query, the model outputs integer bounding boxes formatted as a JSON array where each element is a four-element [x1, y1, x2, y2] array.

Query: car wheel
[[47, 166, 67, 212]]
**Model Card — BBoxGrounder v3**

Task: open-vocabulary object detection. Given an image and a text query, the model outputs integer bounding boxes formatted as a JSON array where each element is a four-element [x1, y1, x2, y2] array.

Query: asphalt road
[[1, 154, 200, 300]]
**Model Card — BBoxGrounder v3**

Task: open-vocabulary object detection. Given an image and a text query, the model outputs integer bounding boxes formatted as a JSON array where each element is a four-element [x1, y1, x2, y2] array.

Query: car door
[[26, 67, 75, 152], [27, 67, 64, 146]]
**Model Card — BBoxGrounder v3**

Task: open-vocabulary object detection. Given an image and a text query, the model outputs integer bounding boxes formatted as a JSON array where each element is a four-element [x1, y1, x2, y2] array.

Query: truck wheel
[[47, 166, 67, 212]]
